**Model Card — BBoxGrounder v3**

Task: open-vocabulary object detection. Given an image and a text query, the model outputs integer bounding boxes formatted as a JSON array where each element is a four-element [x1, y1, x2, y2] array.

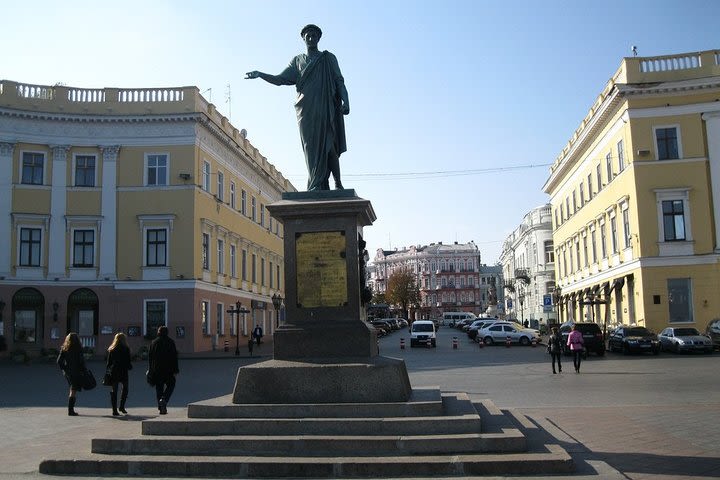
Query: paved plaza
[[1, 328, 719, 479]]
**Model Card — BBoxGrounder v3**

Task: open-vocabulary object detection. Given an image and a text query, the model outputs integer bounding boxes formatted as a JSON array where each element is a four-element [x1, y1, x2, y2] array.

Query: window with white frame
[[216, 303, 224, 335], [202, 161, 211, 191], [21, 152, 44, 185], [575, 239, 580, 271], [606, 152, 613, 181], [572, 191, 577, 213], [582, 235, 588, 268], [72, 230, 95, 267], [662, 200, 686, 241], [587, 173, 593, 200], [230, 244, 237, 278], [617, 139, 625, 172], [217, 171, 224, 201], [146, 228, 167, 267], [260, 203, 265, 226], [276, 264, 281, 290], [261, 257, 265, 286], [251, 197, 257, 222], [146, 154, 168, 186], [544, 240, 554, 263], [655, 126, 680, 160], [201, 300, 210, 335], [591, 229, 597, 264], [600, 221, 607, 258], [144, 300, 167, 337], [668, 278, 693, 323], [230, 182, 236, 209], [610, 215, 618, 254], [242, 249, 247, 281], [596, 164, 602, 191], [241, 189, 247, 215], [74, 154, 96, 187], [622, 208, 631, 248], [217, 239, 225, 274], [579, 183, 585, 207], [251, 253, 257, 283], [202, 233, 210, 270], [269, 261, 274, 288], [19, 227, 42, 266]]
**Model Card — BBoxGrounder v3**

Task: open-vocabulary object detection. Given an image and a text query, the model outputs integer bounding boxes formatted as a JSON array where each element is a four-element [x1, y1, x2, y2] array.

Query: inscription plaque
[[296, 231, 347, 308]]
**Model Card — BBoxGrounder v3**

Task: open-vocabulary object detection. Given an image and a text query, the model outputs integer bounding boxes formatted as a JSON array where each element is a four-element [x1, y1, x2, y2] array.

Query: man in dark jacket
[[148, 325, 179, 414]]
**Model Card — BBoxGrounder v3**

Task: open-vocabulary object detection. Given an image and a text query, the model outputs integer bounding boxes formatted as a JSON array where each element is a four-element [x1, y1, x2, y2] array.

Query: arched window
[[12, 288, 44, 344], [67, 288, 99, 347]]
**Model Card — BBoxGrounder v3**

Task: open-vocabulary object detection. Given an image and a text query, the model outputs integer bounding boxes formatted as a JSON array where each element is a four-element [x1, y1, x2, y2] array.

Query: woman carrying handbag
[[56, 332, 87, 416], [105, 333, 133, 416]]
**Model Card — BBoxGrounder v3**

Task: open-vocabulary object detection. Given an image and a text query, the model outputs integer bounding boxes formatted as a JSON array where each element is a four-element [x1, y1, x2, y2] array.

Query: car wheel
[[432, 339, 437, 348], [622, 343, 630, 355], [673, 343, 681, 354], [483, 336, 493, 346], [519, 337, 530, 346]]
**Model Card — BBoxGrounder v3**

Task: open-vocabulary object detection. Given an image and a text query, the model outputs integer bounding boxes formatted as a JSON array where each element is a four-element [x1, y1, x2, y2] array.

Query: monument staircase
[[39, 386, 574, 477]]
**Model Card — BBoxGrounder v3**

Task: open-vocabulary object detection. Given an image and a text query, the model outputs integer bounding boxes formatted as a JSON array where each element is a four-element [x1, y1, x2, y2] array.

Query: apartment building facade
[[498, 204, 556, 326], [542, 49, 720, 335], [0, 80, 291, 357], [371, 241, 499, 318]]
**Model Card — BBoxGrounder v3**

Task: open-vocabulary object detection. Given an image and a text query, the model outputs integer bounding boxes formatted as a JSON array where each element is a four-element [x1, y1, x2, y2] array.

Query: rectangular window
[[241, 190, 247, 215], [662, 200, 686, 241], [579, 184, 585, 207], [656, 127, 679, 160], [251, 253, 257, 283], [668, 278, 693, 323], [582, 236, 588, 267], [591, 229, 597, 264], [202, 161, 211, 191], [544, 240, 554, 263], [569, 244, 574, 273], [562, 250, 567, 276], [617, 139, 625, 172], [74, 155, 96, 187], [201, 301, 210, 335], [276, 264, 281, 290], [554, 208, 559, 227], [72, 230, 95, 267], [575, 240, 581, 271], [19, 227, 41, 266], [600, 223, 607, 258], [560, 204, 565, 222], [14, 310, 37, 344], [269, 261, 274, 288], [202, 233, 210, 270], [217, 239, 225, 274], [596, 164, 602, 191], [572, 191, 577, 213], [623, 209, 631, 249], [565, 197, 570, 218], [242, 250, 247, 281], [216, 303, 224, 335], [587, 173, 593, 200], [260, 203, 265, 227], [146, 229, 167, 267], [230, 244, 237, 278], [610, 216, 618, 254], [230, 182, 236, 209], [217, 171, 224, 201], [145, 300, 167, 337], [606, 152, 613, 181], [260, 257, 265, 286], [21, 152, 44, 185], [269, 216, 274, 232], [146, 154, 168, 186], [251, 197, 257, 222]]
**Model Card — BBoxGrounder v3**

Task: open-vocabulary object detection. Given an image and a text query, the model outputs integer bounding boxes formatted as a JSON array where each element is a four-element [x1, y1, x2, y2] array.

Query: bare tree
[[386, 268, 421, 320]]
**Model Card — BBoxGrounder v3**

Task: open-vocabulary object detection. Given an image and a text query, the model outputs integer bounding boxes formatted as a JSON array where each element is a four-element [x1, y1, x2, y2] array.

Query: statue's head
[[300, 24, 322, 40]]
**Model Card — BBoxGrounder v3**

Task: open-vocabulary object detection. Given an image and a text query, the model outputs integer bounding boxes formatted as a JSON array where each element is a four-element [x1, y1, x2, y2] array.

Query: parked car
[[443, 312, 475, 327], [370, 320, 392, 336], [558, 322, 605, 356], [410, 320, 436, 347], [381, 318, 400, 330], [478, 323, 540, 346], [467, 320, 497, 340], [706, 319, 720, 350], [608, 326, 660, 355], [658, 327, 713, 354]]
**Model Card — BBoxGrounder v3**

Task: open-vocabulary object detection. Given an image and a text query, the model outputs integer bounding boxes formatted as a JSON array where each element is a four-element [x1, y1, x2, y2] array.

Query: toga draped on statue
[[276, 51, 347, 191]]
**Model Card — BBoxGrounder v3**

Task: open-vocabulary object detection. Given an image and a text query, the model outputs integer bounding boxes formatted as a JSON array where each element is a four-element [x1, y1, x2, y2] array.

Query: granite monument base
[[232, 356, 412, 404]]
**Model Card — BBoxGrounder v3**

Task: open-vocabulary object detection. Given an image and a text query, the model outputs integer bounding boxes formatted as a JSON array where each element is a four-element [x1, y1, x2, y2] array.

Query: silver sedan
[[658, 327, 713, 354]]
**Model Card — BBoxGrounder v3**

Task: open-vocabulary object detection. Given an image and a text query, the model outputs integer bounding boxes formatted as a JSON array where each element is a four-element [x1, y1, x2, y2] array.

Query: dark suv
[[559, 322, 605, 356]]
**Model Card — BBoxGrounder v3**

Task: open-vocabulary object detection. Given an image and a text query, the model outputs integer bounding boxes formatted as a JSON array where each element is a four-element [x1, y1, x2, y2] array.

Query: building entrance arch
[[67, 288, 99, 349], [12, 287, 44, 349]]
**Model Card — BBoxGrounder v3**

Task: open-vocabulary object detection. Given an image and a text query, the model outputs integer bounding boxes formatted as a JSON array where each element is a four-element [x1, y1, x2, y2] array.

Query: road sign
[[543, 294, 552, 306]]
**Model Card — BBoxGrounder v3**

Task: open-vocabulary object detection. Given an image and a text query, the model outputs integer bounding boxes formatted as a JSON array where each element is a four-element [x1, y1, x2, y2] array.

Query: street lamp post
[[271, 293, 284, 329], [227, 301, 250, 356]]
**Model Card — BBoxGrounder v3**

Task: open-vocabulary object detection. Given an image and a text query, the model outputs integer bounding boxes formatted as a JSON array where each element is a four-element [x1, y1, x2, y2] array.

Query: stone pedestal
[[232, 190, 411, 404]]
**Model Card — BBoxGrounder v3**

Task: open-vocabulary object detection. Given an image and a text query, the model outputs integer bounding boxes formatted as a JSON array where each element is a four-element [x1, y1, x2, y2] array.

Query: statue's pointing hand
[[245, 71, 260, 80]]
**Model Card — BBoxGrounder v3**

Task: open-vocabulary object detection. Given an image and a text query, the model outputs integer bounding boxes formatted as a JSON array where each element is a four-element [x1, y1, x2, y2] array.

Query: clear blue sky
[[2, 0, 718, 263]]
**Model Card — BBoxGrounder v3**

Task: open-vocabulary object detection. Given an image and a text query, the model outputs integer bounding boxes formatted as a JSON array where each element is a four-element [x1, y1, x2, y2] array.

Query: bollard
[[506, 335, 511, 348], [531, 337, 537, 348], [452, 337, 458, 349], [224, 340, 229, 352], [426, 338, 432, 348], [400, 338, 405, 349], [478, 338, 484, 348]]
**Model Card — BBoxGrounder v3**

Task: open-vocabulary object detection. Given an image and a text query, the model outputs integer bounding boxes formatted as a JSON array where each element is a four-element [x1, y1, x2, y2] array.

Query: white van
[[442, 312, 476, 326], [410, 320, 437, 347]]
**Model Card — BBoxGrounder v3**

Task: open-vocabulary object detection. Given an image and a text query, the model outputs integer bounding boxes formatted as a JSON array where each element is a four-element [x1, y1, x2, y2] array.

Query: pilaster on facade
[[48, 145, 71, 279], [0, 142, 15, 276], [99, 145, 120, 280]]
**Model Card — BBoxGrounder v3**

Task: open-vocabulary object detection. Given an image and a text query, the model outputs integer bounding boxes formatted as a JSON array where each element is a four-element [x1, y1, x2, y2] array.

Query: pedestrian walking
[[567, 324, 585, 373], [248, 336, 254, 356], [252, 324, 263, 346], [148, 326, 179, 415], [547, 327, 563, 374], [106, 333, 132, 416], [56, 332, 86, 416]]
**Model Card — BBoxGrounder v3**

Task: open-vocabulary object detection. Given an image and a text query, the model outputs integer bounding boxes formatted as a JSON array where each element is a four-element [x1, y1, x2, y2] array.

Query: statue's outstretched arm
[[245, 70, 294, 86]]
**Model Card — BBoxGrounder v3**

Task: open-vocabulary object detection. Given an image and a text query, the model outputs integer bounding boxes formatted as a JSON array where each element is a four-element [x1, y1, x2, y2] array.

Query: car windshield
[[412, 324, 433, 332], [674, 328, 700, 336], [628, 327, 651, 336]]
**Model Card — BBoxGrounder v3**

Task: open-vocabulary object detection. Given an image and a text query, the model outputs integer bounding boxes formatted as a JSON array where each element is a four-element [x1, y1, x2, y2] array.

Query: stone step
[[142, 414, 481, 436], [188, 387, 444, 419], [92, 429, 526, 456], [41, 444, 574, 478]]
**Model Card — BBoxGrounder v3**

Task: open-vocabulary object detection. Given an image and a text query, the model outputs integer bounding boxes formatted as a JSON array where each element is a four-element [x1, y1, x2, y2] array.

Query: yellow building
[[0, 80, 293, 356], [543, 49, 720, 336]]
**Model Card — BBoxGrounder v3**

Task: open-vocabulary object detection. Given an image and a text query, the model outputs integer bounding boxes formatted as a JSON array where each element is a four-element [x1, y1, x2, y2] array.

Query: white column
[[0, 143, 15, 276], [99, 146, 119, 279], [702, 111, 720, 251], [48, 145, 70, 279]]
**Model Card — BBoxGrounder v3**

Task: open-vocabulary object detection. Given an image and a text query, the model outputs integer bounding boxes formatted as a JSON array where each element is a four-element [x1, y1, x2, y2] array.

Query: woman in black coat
[[56, 332, 86, 416], [106, 333, 132, 416]]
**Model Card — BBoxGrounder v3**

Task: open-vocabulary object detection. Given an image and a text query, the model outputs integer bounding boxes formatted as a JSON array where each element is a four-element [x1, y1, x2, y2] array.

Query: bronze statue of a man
[[246, 24, 350, 191]]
